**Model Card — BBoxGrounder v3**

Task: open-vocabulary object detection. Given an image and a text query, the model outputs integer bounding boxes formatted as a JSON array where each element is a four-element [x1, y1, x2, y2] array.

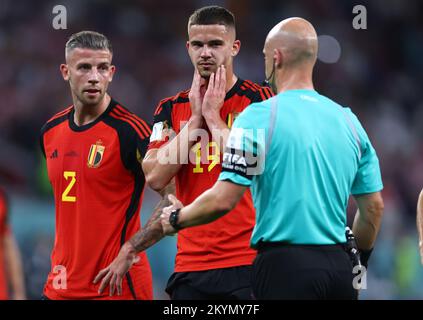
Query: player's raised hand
[[189, 69, 205, 119], [202, 65, 226, 116], [93, 242, 140, 297], [161, 194, 183, 236]]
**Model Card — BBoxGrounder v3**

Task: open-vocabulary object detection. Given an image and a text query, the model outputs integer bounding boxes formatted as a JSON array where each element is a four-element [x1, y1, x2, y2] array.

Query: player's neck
[[275, 69, 314, 94], [225, 73, 238, 93], [73, 94, 111, 127]]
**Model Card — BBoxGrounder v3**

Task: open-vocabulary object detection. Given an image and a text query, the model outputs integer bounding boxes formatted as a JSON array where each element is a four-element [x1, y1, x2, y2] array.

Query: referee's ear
[[274, 49, 283, 68], [60, 63, 70, 81]]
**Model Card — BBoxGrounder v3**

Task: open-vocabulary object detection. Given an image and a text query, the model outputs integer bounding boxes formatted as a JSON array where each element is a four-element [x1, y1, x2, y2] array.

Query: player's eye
[[209, 41, 223, 47], [78, 64, 91, 70], [191, 42, 203, 48]]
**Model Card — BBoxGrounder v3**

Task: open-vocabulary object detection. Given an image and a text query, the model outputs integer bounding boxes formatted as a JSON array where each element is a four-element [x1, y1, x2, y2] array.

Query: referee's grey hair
[[65, 31, 113, 58]]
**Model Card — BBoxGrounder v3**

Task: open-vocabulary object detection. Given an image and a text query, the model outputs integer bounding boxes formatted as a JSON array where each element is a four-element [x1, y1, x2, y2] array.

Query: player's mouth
[[198, 62, 215, 67], [84, 89, 101, 96]]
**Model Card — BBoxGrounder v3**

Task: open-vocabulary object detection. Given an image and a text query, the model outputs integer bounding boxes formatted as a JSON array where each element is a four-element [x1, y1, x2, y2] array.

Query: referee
[[160, 17, 384, 299]]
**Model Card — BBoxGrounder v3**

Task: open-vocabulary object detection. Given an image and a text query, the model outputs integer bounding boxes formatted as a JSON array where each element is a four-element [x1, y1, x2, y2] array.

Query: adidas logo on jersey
[[50, 149, 58, 159]]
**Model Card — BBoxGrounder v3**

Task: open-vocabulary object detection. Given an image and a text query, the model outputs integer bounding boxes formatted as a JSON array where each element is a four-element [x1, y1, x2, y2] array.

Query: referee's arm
[[352, 192, 384, 266], [417, 189, 423, 265], [166, 180, 247, 229]]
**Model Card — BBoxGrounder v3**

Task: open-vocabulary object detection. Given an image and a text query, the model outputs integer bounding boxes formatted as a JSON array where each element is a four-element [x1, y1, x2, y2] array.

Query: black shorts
[[252, 243, 358, 300], [166, 265, 253, 300]]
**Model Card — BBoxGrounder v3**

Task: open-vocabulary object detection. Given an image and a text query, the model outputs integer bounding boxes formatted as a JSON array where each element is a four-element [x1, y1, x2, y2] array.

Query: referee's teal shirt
[[219, 89, 383, 248]]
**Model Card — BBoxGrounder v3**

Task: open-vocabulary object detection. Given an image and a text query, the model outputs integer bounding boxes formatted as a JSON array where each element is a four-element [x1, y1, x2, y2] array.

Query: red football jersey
[[40, 99, 153, 300], [148, 79, 273, 272], [0, 188, 9, 300]]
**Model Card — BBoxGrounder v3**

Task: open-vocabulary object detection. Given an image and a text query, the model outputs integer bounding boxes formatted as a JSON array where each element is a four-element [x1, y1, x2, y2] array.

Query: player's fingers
[[193, 69, 199, 85], [116, 275, 123, 296], [163, 205, 172, 215], [109, 273, 117, 296], [98, 271, 113, 294], [93, 267, 109, 284], [168, 194, 180, 206], [215, 66, 221, 91], [219, 65, 226, 92], [161, 212, 169, 221], [196, 69, 203, 90], [208, 72, 215, 92]]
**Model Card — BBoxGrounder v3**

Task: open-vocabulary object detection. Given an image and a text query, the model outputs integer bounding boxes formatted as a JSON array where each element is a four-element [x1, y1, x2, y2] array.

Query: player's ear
[[60, 64, 69, 81], [186, 41, 190, 51], [109, 65, 116, 82], [231, 40, 241, 57]]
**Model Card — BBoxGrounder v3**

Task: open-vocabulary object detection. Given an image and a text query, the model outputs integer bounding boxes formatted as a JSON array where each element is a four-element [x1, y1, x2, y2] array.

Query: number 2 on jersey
[[62, 171, 76, 202]]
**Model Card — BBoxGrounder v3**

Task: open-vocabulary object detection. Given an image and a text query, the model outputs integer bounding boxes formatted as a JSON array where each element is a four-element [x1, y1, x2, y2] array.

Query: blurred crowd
[[0, 0, 422, 299]]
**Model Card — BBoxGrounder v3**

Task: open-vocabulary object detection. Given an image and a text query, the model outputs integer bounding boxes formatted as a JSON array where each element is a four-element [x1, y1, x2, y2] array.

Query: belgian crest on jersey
[[87, 140, 105, 168]]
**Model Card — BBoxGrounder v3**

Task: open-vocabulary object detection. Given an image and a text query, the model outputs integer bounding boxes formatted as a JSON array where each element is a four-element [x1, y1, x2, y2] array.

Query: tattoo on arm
[[129, 181, 176, 252]]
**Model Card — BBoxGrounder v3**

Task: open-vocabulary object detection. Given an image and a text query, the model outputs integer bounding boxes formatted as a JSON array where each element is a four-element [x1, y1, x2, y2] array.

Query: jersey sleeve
[[120, 119, 152, 175], [349, 112, 384, 195], [113, 115, 151, 175], [251, 86, 274, 104], [148, 99, 174, 150], [219, 104, 266, 186]]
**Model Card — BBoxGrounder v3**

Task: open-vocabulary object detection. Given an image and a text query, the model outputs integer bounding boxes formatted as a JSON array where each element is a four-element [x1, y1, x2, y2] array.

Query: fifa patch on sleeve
[[222, 148, 264, 178], [222, 127, 266, 177]]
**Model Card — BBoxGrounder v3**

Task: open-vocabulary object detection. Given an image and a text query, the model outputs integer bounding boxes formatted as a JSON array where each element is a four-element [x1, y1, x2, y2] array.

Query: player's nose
[[200, 45, 212, 58], [87, 68, 101, 83]]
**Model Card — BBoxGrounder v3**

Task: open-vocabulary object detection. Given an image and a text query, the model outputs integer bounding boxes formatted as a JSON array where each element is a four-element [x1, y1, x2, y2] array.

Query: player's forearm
[[4, 234, 26, 299], [164, 115, 203, 166], [203, 110, 230, 153], [144, 116, 202, 191], [178, 184, 233, 228], [352, 197, 384, 250], [128, 182, 175, 253]]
